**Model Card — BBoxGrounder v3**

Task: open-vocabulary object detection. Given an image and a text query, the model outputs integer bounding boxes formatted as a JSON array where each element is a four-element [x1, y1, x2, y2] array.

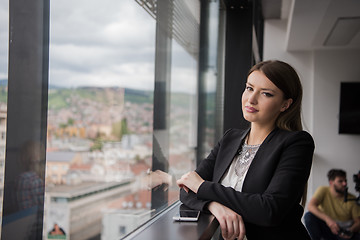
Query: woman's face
[[242, 70, 292, 127]]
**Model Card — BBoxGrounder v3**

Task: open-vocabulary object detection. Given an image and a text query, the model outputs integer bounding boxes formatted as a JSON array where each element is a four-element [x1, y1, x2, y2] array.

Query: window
[[1, 0, 224, 239], [45, 0, 207, 239], [46, 1, 157, 238]]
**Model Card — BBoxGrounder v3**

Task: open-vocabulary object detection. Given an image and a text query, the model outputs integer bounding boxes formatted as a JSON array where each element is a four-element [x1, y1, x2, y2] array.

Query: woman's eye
[[246, 86, 253, 91], [263, 92, 273, 97]]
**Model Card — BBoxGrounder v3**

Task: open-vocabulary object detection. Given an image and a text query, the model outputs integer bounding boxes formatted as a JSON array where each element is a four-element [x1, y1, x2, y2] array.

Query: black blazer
[[180, 128, 315, 240]]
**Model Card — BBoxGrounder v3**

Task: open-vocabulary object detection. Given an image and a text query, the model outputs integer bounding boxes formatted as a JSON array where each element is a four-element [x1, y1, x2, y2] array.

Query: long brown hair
[[248, 60, 303, 131], [249, 60, 308, 206]]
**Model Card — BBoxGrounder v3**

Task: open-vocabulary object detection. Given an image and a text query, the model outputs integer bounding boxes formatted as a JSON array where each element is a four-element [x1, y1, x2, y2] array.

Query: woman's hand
[[208, 201, 246, 240], [176, 171, 204, 193]]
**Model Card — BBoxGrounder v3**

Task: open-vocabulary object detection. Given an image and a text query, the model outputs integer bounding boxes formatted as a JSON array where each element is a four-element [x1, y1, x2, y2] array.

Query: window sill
[[123, 200, 219, 240]]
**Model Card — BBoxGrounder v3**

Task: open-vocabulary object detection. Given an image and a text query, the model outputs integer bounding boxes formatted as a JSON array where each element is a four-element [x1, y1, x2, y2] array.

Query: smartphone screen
[[173, 210, 200, 222]]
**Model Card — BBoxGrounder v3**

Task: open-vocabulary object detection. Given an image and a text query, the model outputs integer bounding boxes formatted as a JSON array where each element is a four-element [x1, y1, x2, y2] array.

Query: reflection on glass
[[0, 0, 8, 234], [168, 40, 199, 205], [15, 141, 45, 210], [140, 169, 174, 191]]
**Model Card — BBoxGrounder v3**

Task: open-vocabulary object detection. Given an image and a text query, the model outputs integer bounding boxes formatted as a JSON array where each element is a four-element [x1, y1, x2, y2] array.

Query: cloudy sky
[[0, 0, 201, 93]]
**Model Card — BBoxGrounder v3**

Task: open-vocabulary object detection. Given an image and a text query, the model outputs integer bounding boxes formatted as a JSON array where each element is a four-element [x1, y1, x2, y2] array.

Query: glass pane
[[0, 0, 224, 238], [0, 0, 8, 233], [168, 40, 198, 204], [196, 0, 221, 162], [46, 1, 156, 239], [46, 0, 208, 239], [204, 0, 220, 155], [149, 0, 201, 211]]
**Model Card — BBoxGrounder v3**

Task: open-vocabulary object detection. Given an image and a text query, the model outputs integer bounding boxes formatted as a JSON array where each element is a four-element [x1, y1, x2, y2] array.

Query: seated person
[[304, 169, 360, 240]]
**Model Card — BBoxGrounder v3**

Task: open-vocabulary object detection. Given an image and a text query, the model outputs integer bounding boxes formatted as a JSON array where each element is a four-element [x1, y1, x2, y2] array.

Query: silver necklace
[[234, 142, 261, 178], [237, 143, 261, 164]]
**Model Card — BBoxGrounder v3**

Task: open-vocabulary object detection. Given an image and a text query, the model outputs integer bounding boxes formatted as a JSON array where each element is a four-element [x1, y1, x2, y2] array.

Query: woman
[[177, 60, 315, 240]]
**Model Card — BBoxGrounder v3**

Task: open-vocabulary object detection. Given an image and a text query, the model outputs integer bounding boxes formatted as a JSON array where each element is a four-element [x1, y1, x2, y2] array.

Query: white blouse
[[220, 142, 261, 191]]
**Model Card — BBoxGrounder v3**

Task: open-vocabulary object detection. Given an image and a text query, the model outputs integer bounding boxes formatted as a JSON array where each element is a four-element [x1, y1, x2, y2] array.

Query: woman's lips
[[245, 106, 258, 113]]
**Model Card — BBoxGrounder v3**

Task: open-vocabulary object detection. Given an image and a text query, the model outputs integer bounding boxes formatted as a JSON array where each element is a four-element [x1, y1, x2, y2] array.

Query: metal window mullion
[[1, 0, 50, 238], [151, 0, 173, 213]]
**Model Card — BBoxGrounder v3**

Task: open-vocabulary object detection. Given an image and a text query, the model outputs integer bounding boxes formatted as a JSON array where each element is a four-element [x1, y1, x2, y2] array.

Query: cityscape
[[0, 84, 198, 239]]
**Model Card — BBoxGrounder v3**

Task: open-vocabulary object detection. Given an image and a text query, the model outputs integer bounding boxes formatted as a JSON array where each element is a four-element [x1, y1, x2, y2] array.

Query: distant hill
[[48, 87, 123, 110], [124, 88, 153, 104], [0, 81, 198, 110], [48, 87, 155, 110]]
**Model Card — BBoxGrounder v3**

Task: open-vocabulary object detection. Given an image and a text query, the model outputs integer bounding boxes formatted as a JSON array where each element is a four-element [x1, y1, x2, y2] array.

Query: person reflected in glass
[[177, 60, 315, 240], [144, 169, 174, 191], [15, 140, 45, 211], [14, 140, 46, 239]]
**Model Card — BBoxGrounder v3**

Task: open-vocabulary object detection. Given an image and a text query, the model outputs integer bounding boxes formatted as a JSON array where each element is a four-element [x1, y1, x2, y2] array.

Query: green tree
[[121, 118, 129, 135], [91, 136, 103, 151], [67, 118, 74, 126], [112, 121, 122, 140], [112, 118, 129, 141]]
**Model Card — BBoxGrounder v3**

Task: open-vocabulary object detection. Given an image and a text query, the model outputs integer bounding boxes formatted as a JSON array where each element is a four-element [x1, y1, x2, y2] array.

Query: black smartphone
[[339, 228, 353, 238], [173, 210, 200, 222]]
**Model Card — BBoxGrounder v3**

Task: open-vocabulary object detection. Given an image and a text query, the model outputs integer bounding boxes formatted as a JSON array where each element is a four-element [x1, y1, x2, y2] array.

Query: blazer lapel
[[213, 129, 250, 183], [242, 127, 279, 191]]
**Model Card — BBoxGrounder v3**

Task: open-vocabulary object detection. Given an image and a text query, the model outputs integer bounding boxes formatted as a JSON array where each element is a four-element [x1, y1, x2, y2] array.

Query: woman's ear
[[281, 98, 293, 112]]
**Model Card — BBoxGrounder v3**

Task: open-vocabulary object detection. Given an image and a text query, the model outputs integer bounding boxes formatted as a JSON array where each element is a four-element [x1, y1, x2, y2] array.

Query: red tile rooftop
[[107, 189, 151, 209], [130, 161, 151, 175], [69, 163, 92, 171]]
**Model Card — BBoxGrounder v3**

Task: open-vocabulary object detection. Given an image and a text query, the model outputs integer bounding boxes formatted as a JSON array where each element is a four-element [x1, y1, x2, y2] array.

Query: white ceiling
[[263, 0, 360, 51]]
